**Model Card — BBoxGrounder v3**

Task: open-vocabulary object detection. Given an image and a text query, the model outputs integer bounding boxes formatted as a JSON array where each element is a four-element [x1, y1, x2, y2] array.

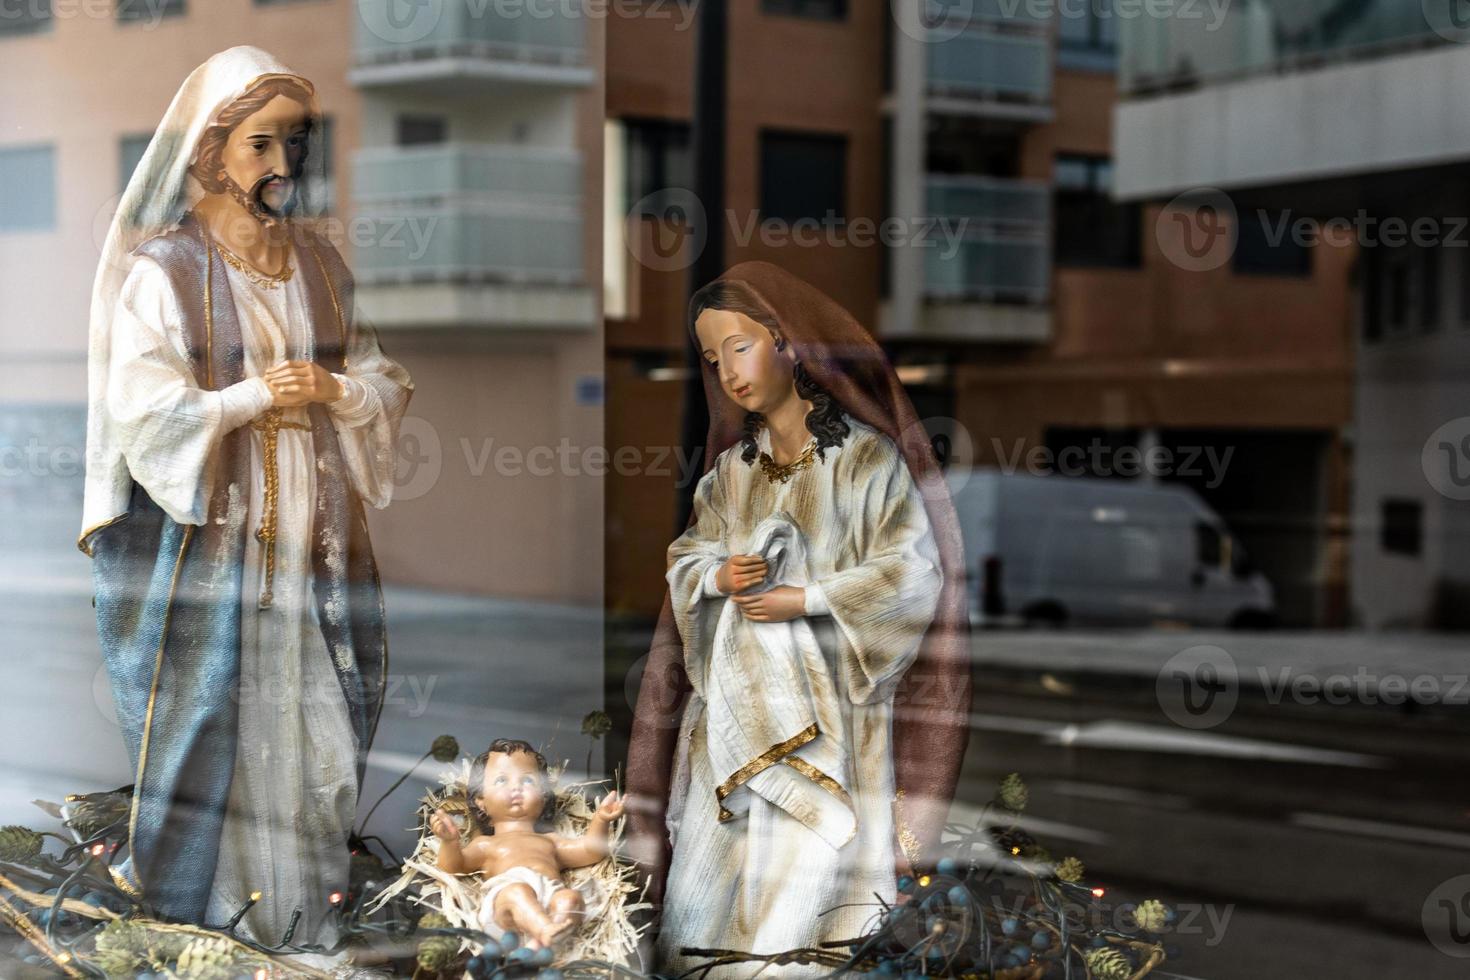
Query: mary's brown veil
[[625, 260, 972, 903]]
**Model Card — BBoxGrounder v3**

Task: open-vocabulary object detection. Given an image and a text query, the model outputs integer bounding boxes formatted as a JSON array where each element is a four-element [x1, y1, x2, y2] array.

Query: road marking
[[970, 713, 1388, 767], [1043, 720, 1388, 768], [1045, 779, 1191, 811], [1289, 812, 1470, 851]]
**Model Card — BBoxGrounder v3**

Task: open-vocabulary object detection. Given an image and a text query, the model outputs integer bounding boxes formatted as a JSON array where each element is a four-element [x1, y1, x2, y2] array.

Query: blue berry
[[946, 885, 969, 904], [481, 940, 502, 958], [501, 931, 520, 951], [508, 947, 533, 963], [1031, 930, 1051, 949], [897, 875, 915, 893], [467, 956, 484, 973], [533, 947, 554, 966], [936, 857, 959, 876], [1001, 917, 1019, 937]]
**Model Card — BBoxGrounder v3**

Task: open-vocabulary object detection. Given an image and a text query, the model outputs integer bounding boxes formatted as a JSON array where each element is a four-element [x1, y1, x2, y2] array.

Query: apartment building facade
[[0, 0, 605, 603], [605, 0, 1353, 626], [1114, 1, 1470, 629]]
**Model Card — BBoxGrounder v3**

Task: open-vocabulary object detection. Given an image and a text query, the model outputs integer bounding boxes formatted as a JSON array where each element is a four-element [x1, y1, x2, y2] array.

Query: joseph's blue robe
[[83, 213, 387, 925]]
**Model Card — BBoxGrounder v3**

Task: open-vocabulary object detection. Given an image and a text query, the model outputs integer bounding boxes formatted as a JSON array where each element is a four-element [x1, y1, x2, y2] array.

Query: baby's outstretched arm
[[554, 792, 626, 869], [431, 807, 483, 875]]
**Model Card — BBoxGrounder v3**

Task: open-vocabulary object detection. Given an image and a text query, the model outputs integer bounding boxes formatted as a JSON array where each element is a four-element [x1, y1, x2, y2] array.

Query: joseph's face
[[694, 309, 796, 415], [475, 751, 548, 826], [219, 93, 311, 217]]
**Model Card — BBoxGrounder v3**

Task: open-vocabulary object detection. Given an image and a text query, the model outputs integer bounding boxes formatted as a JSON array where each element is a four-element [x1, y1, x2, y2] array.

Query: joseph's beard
[[222, 173, 296, 230]]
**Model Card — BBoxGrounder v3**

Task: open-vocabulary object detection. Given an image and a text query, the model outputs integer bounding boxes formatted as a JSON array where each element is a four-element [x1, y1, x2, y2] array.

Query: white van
[[944, 468, 1276, 628]]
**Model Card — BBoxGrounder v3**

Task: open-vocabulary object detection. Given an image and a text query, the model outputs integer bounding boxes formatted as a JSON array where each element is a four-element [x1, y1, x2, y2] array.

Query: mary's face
[[694, 308, 796, 414], [220, 93, 311, 218]]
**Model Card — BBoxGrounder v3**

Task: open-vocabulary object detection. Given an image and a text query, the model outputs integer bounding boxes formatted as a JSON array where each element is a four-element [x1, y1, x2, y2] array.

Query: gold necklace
[[758, 440, 818, 484], [215, 242, 294, 289]]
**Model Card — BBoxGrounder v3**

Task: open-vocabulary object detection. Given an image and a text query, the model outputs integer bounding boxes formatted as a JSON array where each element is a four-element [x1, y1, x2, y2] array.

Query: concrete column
[[889, 4, 927, 336]]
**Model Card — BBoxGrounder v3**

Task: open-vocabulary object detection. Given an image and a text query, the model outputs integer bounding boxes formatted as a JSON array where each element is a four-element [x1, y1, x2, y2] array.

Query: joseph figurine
[[82, 46, 412, 950]]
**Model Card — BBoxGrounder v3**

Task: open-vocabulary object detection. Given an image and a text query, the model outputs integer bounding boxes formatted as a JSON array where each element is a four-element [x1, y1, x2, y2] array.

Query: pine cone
[[416, 932, 460, 973], [173, 935, 242, 980], [64, 790, 131, 841], [1055, 857, 1085, 882], [92, 920, 148, 978], [1134, 898, 1170, 933], [581, 710, 612, 739], [1085, 946, 1132, 980], [0, 825, 44, 864], [431, 735, 461, 763], [997, 773, 1029, 812]]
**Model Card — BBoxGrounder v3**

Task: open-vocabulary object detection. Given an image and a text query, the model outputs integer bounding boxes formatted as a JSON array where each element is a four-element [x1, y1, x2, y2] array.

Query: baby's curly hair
[[467, 738, 552, 835]]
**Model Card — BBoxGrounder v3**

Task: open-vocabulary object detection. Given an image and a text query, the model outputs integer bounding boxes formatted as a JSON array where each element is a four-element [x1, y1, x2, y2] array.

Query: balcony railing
[[355, 144, 582, 204], [926, 11, 1052, 105], [923, 175, 1050, 302], [354, 0, 586, 75], [351, 143, 582, 285], [1121, 0, 1450, 94]]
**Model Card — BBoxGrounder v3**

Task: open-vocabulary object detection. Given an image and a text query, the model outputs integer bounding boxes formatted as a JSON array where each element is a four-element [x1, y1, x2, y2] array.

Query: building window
[[761, 0, 845, 20], [396, 115, 448, 147], [0, 0, 51, 36], [1419, 245, 1440, 332], [1380, 498, 1422, 557], [117, 0, 185, 22], [759, 129, 846, 223], [1233, 208, 1312, 277], [1460, 246, 1470, 327], [1057, 0, 1117, 70], [1054, 155, 1139, 268], [304, 115, 335, 215], [119, 133, 152, 192], [623, 117, 691, 218], [0, 145, 56, 232]]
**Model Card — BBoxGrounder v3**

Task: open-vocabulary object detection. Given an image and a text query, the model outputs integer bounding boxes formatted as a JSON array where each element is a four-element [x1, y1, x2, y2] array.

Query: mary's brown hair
[[688, 279, 850, 464]]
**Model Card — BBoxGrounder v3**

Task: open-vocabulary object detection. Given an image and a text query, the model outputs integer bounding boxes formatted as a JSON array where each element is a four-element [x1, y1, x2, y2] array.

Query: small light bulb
[[329, 891, 343, 905], [90, 843, 105, 856], [918, 875, 931, 887], [250, 891, 262, 902], [1091, 887, 1105, 899]]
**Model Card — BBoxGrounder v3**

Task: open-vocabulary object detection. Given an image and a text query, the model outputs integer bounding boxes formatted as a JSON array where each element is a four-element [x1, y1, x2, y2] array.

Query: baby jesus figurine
[[431, 739, 626, 949]]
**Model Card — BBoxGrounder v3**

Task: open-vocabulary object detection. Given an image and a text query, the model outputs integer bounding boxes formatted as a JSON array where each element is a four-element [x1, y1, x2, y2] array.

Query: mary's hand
[[715, 554, 768, 593], [730, 585, 806, 623]]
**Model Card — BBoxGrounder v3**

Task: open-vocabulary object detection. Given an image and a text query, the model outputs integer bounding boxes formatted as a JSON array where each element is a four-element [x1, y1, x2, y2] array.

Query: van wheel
[[1022, 601, 1068, 629], [1229, 609, 1276, 630]]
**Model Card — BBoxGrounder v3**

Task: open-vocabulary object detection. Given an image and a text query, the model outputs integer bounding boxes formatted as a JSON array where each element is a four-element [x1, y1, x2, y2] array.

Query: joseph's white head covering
[[82, 46, 322, 540]]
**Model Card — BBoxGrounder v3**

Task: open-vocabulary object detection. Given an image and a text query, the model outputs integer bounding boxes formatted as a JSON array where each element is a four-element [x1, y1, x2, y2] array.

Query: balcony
[[1121, 0, 1450, 94], [925, 3, 1052, 121], [885, 175, 1052, 342], [352, 0, 593, 89], [351, 143, 592, 329], [924, 175, 1050, 303]]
